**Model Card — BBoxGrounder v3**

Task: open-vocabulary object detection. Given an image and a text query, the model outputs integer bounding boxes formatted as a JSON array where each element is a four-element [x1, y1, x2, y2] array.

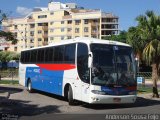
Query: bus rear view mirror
[[88, 52, 93, 68]]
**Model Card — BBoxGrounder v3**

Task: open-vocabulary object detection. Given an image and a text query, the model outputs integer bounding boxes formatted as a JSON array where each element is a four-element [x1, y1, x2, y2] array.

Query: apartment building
[[2, 2, 119, 52]]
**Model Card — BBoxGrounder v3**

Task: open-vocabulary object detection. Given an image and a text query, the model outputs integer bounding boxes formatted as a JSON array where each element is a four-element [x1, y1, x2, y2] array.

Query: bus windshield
[[90, 44, 136, 87]]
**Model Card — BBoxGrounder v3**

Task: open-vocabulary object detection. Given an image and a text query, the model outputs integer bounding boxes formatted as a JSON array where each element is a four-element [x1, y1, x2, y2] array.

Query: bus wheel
[[27, 80, 33, 93], [68, 86, 74, 105]]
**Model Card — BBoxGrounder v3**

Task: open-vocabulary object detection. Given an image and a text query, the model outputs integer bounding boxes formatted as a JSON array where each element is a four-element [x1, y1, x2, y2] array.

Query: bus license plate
[[113, 98, 121, 103]]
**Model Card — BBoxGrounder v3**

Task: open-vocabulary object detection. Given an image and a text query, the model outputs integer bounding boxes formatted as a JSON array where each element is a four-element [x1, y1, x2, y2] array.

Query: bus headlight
[[91, 90, 106, 95]]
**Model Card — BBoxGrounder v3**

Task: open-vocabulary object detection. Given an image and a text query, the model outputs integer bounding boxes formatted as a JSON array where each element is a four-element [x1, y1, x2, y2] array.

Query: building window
[[75, 20, 81, 25], [30, 31, 34, 36], [38, 15, 47, 19], [67, 36, 72, 39], [61, 28, 65, 32], [50, 22, 54, 25], [93, 19, 98, 23], [61, 36, 64, 40], [68, 20, 72, 24], [84, 27, 88, 32], [50, 29, 54, 32], [84, 19, 89, 24], [61, 21, 64, 24], [14, 47, 17, 51], [67, 28, 72, 32], [92, 35, 97, 38], [50, 12, 54, 15], [50, 37, 54, 40], [44, 31, 48, 34], [38, 38, 42, 41], [14, 32, 17, 37], [14, 25, 17, 29], [84, 35, 89, 37], [75, 36, 79, 38], [30, 39, 34, 43], [30, 24, 35, 28], [75, 28, 79, 33], [38, 30, 42, 34]]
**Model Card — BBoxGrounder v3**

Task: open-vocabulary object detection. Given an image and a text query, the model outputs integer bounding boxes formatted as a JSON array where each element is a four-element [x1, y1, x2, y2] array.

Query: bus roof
[[22, 37, 131, 52]]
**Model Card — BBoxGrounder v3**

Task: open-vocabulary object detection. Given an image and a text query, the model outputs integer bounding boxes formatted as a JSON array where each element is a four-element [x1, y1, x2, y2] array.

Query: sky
[[0, 0, 160, 31]]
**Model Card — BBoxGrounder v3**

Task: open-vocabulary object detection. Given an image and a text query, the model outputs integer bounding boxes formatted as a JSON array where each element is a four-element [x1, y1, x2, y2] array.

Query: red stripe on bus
[[126, 86, 137, 90], [36, 64, 76, 70]]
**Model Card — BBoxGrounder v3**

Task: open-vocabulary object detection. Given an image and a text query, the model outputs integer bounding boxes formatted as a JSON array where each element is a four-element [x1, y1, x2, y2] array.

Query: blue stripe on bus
[[25, 67, 64, 96], [101, 86, 136, 95]]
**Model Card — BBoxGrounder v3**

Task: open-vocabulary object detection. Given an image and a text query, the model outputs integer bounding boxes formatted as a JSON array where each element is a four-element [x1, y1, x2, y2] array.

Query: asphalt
[[0, 81, 159, 102], [0, 90, 10, 102]]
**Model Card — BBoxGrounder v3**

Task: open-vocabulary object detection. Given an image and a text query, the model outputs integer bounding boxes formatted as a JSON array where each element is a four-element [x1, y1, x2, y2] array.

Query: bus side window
[[30, 50, 37, 63], [21, 52, 25, 63], [37, 49, 45, 63], [64, 44, 76, 63], [25, 51, 31, 63], [77, 43, 89, 83], [54, 46, 65, 63], [45, 47, 54, 63]]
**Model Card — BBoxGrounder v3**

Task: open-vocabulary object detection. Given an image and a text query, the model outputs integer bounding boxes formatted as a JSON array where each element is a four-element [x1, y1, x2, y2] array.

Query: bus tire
[[68, 86, 74, 105], [27, 80, 33, 93]]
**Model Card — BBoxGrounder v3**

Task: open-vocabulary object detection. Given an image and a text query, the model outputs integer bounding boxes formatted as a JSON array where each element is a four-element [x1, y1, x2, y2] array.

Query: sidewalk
[[138, 93, 160, 101]]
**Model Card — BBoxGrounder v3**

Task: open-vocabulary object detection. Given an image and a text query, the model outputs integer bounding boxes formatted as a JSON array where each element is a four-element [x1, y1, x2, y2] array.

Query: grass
[[137, 86, 160, 94], [0, 80, 19, 85]]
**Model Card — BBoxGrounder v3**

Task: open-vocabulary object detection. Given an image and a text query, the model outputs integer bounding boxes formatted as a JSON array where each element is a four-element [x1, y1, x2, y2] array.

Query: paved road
[[0, 85, 160, 120]]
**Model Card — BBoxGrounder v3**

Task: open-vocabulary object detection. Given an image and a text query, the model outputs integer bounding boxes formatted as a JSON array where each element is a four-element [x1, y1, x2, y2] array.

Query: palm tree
[[127, 27, 145, 60], [136, 11, 160, 98]]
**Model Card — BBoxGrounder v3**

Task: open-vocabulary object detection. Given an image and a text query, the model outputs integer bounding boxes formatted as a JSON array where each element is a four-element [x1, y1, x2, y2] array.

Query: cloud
[[16, 6, 32, 16]]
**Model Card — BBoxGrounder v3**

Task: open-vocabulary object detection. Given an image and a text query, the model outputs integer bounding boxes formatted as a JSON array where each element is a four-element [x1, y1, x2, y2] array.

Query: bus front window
[[90, 44, 136, 87]]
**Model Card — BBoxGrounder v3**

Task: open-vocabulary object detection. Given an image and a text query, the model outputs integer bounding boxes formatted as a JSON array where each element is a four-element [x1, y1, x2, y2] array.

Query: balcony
[[42, 26, 48, 31], [43, 34, 48, 38], [91, 22, 99, 27], [91, 30, 99, 35], [63, 15, 72, 19], [43, 41, 48, 46], [27, 19, 35, 22]]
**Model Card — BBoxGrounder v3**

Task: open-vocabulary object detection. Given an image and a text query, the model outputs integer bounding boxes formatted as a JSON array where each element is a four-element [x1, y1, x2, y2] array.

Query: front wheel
[[27, 80, 33, 93], [68, 86, 75, 105]]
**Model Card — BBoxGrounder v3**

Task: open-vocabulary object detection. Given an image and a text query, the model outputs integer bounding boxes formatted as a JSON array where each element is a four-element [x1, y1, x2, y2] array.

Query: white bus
[[19, 37, 137, 105]]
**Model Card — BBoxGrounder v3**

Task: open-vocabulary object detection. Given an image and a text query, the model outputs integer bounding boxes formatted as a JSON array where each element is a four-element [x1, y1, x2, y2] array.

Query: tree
[[127, 27, 146, 60], [128, 10, 160, 98], [0, 10, 7, 24], [0, 10, 17, 44], [0, 51, 19, 62], [103, 31, 127, 43]]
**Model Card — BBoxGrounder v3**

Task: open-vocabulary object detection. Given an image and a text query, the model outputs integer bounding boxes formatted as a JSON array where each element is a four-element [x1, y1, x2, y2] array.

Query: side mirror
[[88, 52, 93, 68]]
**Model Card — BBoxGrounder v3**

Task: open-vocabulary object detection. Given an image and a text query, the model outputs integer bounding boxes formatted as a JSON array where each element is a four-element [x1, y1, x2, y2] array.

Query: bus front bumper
[[89, 94, 137, 104]]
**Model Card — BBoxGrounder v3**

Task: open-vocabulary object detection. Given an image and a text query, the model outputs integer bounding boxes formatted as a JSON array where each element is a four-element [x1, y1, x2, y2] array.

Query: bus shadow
[[33, 89, 68, 102], [0, 99, 61, 118], [81, 97, 160, 110]]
